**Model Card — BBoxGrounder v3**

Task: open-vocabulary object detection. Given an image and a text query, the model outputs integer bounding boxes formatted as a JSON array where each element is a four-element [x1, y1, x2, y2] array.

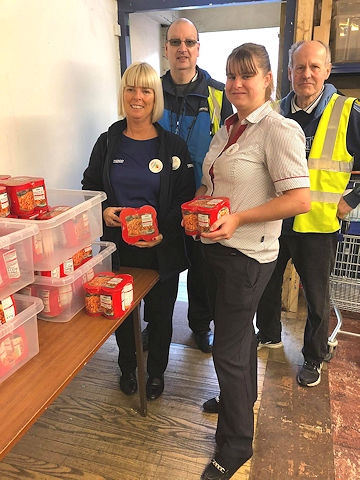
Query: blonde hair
[[226, 43, 274, 101], [118, 62, 164, 123]]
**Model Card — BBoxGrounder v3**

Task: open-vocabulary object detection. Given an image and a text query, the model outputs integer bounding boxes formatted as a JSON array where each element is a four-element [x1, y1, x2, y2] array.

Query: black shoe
[[120, 371, 137, 395], [146, 376, 164, 400], [142, 325, 149, 351], [297, 360, 323, 387], [194, 331, 213, 353], [203, 395, 220, 413], [201, 456, 250, 480]]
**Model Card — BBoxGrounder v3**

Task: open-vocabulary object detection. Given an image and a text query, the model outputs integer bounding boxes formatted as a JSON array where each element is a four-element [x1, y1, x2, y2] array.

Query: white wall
[[0, 1, 282, 192], [0, 0, 120, 190]]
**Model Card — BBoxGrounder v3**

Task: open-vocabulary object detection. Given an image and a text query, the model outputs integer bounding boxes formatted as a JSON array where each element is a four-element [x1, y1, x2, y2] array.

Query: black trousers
[[185, 236, 213, 333], [203, 243, 276, 462], [256, 232, 337, 364], [115, 274, 179, 378]]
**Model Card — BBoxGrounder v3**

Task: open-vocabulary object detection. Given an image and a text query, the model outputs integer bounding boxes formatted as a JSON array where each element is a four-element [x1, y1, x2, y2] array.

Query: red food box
[[84, 272, 116, 317], [0, 247, 20, 290], [119, 205, 159, 244], [181, 196, 230, 235], [0, 186, 10, 217], [35, 285, 63, 318], [27, 176, 49, 214], [0, 295, 17, 325], [0, 326, 28, 377], [100, 274, 134, 319], [1, 177, 36, 216]]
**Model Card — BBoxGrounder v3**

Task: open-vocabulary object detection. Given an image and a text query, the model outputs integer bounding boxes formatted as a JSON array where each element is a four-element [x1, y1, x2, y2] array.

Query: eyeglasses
[[167, 39, 198, 48]]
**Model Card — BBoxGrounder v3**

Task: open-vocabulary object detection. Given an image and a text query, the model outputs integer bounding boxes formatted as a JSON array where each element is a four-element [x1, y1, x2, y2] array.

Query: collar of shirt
[[291, 86, 324, 114], [224, 101, 273, 133]]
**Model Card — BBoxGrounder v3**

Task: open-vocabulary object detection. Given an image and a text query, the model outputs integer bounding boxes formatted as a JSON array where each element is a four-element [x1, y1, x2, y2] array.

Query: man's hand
[[337, 197, 353, 219]]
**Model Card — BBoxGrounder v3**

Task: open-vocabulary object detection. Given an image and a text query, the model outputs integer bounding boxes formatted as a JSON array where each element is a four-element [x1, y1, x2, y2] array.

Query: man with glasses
[[142, 18, 233, 354]]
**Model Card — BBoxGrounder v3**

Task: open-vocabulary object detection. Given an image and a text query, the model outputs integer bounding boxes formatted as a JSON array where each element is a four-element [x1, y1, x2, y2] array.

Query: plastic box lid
[[32, 241, 116, 287], [0, 221, 39, 249], [2, 189, 106, 231], [0, 189, 107, 271]]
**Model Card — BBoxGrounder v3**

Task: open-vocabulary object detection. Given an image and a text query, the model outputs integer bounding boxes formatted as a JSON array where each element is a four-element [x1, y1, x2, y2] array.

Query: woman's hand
[[133, 234, 163, 248], [103, 206, 123, 227], [200, 213, 238, 241]]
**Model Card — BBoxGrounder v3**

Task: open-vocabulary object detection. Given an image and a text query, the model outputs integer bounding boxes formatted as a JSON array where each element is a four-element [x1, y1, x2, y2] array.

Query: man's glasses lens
[[168, 39, 198, 47]]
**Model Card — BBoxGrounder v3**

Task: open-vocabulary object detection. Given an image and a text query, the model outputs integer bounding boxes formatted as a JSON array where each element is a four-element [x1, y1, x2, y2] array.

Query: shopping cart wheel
[[324, 338, 338, 362]]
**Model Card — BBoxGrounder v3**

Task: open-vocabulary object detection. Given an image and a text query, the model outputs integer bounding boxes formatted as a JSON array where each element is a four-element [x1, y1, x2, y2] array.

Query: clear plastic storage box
[[1, 189, 106, 271], [21, 241, 116, 323], [0, 294, 43, 384], [0, 221, 39, 300]]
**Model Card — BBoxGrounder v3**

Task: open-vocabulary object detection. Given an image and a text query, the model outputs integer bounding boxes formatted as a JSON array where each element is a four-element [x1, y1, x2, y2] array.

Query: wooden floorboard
[[1, 291, 358, 479], [0, 333, 266, 480]]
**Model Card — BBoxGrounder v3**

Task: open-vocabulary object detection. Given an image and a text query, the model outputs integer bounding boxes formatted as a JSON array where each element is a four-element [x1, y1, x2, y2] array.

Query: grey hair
[[288, 40, 331, 68]]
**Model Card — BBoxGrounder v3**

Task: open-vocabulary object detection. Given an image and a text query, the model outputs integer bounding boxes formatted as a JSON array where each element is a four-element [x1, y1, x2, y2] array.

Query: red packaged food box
[[1, 177, 36, 216], [0, 295, 17, 325], [84, 272, 116, 317], [72, 245, 92, 269], [0, 326, 28, 377], [0, 186, 10, 217], [181, 196, 230, 235], [100, 274, 134, 319], [36, 257, 74, 278], [0, 247, 20, 289], [34, 285, 62, 318], [119, 205, 159, 244], [23, 176, 48, 214]]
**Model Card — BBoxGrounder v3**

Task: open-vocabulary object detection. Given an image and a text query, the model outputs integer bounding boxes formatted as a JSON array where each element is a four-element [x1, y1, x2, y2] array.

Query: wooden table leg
[[133, 303, 147, 416]]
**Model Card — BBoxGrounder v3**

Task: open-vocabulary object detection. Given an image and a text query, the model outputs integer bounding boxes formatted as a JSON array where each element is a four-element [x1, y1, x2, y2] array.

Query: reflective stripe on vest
[[293, 94, 355, 233], [208, 86, 223, 136]]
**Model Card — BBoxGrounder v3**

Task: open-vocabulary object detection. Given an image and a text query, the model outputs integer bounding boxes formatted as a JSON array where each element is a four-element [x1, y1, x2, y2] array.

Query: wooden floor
[[0, 289, 358, 479]]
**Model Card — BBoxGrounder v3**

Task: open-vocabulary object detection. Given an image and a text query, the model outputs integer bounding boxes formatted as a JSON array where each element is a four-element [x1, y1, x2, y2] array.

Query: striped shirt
[[200, 101, 310, 263]]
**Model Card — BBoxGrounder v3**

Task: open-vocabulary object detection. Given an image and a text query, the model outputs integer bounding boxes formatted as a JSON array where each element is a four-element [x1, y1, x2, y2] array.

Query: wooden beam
[[313, 0, 333, 44], [294, 0, 315, 41]]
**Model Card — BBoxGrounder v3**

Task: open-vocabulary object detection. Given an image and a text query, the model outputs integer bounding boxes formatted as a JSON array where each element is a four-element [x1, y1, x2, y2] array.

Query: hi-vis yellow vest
[[208, 86, 224, 136], [293, 94, 355, 233]]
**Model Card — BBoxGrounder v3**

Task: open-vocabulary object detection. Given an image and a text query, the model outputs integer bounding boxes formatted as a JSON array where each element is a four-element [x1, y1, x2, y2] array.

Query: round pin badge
[[226, 144, 240, 155], [172, 156, 181, 170], [149, 159, 163, 173]]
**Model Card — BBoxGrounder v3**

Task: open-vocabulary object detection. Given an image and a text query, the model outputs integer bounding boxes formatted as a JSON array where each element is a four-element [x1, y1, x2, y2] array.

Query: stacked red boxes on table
[[0, 221, 43, 383], [7, 187, 115, 322]]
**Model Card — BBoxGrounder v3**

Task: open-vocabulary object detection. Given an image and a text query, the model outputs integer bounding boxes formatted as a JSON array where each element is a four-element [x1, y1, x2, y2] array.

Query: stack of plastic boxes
[[14, 189, 116, 323], [0, 221, 43, 383]]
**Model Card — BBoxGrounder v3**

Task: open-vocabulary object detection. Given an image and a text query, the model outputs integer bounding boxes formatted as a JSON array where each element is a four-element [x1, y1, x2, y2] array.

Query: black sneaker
[[257, 334, 283, 350], [203, 395, 220, 413], [297, 360, 323, 387]]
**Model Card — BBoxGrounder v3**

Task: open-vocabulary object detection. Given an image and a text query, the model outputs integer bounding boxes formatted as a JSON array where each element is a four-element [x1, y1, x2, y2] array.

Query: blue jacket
[[159, 66, 233, 188]]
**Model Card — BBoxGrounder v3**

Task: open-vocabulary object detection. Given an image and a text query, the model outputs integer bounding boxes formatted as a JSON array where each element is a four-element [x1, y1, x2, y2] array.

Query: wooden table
[[0, 267, 158, 460]]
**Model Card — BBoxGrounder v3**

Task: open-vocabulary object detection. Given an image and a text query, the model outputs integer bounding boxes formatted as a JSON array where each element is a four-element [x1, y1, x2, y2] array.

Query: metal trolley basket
[[327, 203, 360, 360]]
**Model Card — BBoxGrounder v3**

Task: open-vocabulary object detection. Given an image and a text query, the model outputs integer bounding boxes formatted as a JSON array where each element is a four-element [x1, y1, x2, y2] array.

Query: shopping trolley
[[327, 198, 360, 361]]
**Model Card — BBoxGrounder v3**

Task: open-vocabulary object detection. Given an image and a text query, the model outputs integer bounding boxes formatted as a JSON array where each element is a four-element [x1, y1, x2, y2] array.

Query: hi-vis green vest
[[208, 86, 224, 136], [293, 94, 355, 233]]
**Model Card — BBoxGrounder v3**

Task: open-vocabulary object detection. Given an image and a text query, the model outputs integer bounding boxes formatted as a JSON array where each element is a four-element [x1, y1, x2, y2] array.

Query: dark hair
[[226, 43, 274, 101]]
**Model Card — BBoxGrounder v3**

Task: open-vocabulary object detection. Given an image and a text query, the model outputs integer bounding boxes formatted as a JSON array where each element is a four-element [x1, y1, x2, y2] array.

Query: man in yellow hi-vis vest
[[256, 40, 360, 387]]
